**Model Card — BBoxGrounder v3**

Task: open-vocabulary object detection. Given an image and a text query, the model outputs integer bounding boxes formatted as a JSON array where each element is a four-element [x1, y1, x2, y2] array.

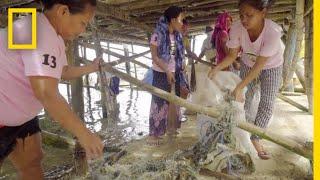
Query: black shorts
[[0, 117, 41, 161]]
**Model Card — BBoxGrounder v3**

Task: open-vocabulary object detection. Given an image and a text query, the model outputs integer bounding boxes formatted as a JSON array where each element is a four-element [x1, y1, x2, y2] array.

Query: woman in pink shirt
[[211, 12, 232, 67], [208, 0, 284, 160], [0, 0, 104, 178]]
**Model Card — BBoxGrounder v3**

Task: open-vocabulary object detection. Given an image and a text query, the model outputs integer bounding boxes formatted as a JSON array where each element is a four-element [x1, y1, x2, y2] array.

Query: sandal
[[257, 150, 271, 160]]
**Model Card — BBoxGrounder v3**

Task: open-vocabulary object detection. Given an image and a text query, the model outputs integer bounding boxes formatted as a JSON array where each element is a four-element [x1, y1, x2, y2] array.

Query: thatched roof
[[0, 0, 296, 45]]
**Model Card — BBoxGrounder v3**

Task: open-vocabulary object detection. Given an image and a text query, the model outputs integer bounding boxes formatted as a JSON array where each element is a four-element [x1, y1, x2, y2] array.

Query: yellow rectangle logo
[[8, 8, 37, 49]]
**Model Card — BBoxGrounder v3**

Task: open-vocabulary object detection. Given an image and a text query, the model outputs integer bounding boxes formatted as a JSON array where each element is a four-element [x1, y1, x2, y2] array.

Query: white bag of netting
[[189, 64, 255, 156]]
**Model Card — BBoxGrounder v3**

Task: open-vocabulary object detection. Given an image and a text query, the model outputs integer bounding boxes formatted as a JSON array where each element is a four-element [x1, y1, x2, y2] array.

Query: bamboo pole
[[42, 130, 75, 148], [79, 50, 150, 66], [102, 64, 313, 160], [277, 93, 309, 112], [294, 87, 305, 93], [236, 120, 312, 160], [281, 91, 304, 96], [282, 0, 305, 90], [79, 42, 150, 66], [103, 64, 221, 118]]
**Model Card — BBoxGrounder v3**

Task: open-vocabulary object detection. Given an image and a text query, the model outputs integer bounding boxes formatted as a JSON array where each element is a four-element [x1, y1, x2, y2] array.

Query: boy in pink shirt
[[208, 0, 284, 160], [0, 0, 104, 178]]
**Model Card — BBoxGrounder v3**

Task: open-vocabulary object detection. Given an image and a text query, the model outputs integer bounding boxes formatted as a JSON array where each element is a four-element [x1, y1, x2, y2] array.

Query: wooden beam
[[277, 94, 309, 112], [0, 0, 34, 7], [96, 1, 153, 33], [79, 42, 150, 65]]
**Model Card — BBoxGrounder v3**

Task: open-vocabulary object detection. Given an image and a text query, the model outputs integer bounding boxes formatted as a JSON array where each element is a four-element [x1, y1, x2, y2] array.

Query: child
[[199, 26, 215, 63], [208, 0, 284, 160], [0, 0, 104, 178]]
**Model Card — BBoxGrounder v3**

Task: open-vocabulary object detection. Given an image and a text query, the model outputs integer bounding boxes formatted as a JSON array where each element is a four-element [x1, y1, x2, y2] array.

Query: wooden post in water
[[282, 0, 305, 90], [131, 43, 138, 79], [92, 20, 115, 118], [304, 0, 313, 113], [66, 40, 87, 175], [123, 44, 132, 88]]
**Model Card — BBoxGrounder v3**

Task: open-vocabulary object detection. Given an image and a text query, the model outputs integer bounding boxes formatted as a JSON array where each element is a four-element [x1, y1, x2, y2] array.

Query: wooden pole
[[131, 43, 138, 79], [42, 130, 75, 148], [282, 23, 297, 92], [92, 21, 114, 118], [304, 0, 313, 113], [107, 42, 111, 62], [0, 9, 7, 28], [66, 40, 87, 175], [102, 64, 313, 160], [79, 42, 150, 66], [123, 44, 132, 88], [295, 60, 306, 89], [277, 93, 309, 112], [282, 0, 305, 90]]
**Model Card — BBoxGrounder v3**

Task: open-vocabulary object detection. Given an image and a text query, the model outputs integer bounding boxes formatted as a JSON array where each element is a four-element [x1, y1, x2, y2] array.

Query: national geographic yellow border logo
[[8, 8, 37, 49]]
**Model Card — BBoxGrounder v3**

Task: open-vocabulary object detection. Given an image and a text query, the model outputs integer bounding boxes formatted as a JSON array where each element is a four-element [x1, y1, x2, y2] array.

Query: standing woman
[[208, 0, 284, 160], [148, 6, 188, 145], [0, 0, 104, 178], [211, 11, 240, 70]]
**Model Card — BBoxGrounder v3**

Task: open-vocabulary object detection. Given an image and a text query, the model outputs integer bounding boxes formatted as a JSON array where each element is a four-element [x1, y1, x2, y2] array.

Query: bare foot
[[251, 139, 270, 160], [147, 136, 164, 146], [166, 130, 179, 138]]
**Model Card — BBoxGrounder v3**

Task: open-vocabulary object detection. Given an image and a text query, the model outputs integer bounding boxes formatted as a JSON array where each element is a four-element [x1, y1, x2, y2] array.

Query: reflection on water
[[77, 86, 151, 143], [55, 62, 152, 144]]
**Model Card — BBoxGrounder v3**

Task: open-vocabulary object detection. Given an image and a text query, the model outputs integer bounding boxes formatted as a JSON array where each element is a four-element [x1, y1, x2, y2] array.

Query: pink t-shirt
[[226, 19, 284, 69], [0, 13, 67, 126], [150, 33, 176, 72]]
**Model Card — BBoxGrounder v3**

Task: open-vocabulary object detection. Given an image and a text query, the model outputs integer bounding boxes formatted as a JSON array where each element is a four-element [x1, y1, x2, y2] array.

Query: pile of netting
[[87, 64, 255, 180]]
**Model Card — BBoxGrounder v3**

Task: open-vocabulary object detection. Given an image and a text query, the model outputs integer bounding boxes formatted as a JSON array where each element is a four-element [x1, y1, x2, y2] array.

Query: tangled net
[[87, 99, 254, 180]]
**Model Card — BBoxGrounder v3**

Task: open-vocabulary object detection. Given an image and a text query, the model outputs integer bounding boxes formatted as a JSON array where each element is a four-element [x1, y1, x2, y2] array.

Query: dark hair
[[238, 0, 274, 10], [164, 6, 183, 23], [205, 26, 213, 33], [37, 0, 97, 14], [182, 19, 188, 25]]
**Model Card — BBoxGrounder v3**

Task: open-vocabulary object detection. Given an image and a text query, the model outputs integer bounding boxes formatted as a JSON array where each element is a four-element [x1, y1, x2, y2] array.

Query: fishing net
[[88, 64, 255, 179]]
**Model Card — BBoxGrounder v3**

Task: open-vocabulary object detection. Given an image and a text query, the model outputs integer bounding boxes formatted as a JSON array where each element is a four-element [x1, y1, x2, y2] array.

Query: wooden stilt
[[282, 23, 297, 92], [123, 44, 132, 88], [282, 0, 305, 90], [131, 43, 138, 79], [66, 40, 87, 175], [304, 0, 313, 113], [92, 21, 114, 118]]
